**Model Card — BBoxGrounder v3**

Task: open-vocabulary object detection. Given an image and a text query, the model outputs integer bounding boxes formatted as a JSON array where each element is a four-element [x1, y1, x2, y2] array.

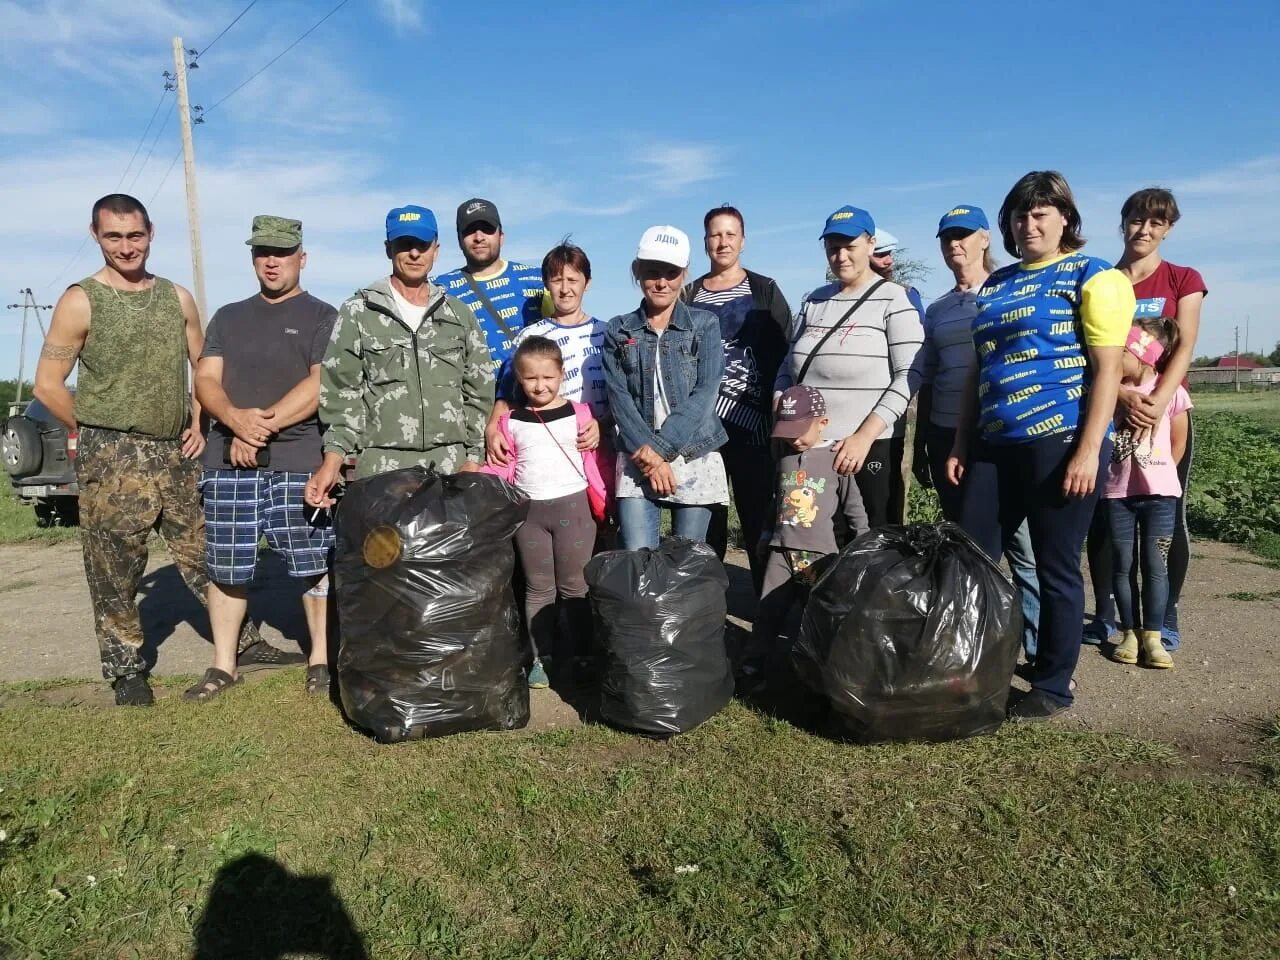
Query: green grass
[[1190, 389, 1280, 430], [0, 481, 79, 546], [1, 672, 1277, 959]]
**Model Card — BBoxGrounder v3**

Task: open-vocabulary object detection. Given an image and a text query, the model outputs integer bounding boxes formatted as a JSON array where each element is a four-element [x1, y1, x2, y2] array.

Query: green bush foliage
[[1187, 412, 1280, 543]]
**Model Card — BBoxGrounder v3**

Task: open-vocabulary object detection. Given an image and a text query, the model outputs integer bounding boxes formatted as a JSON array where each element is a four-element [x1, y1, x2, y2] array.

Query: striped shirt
[[693, 276, 770, 442], [910, 288, 980, 429], [691, 277, 751, 306], [775, 280, 923, 440]]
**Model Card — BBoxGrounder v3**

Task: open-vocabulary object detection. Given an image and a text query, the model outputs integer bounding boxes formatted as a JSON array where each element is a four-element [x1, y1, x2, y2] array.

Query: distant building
[[1188, 355, 1280, 387], [1209, 355, 1263, 369]]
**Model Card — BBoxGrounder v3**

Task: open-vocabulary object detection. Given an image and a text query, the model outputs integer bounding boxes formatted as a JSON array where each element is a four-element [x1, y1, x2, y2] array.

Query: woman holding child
[[1086, 188, 1207, 653]]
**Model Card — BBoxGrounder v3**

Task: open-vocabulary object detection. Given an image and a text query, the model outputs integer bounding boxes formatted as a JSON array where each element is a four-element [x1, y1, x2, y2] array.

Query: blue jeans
[[925, 424, 1041, 660], [1106, 496, 1176, 632], [616, 497, 714, 550], [959, 432, 1110, 706]]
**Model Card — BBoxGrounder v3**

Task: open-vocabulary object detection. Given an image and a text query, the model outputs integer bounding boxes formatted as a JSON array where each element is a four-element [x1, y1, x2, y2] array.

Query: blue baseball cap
[[385, 205, 438, 243], [936, 204, 989, 236], [820, 205, 875, 240]]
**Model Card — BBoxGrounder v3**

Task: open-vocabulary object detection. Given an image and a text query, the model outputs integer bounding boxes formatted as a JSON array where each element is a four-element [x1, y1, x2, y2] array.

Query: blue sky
[[2, 0, 1278, 382]]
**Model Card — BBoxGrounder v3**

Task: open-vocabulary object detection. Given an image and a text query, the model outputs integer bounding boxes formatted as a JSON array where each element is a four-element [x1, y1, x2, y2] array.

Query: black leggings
[[855, 436, 906, 528], [707, 433, 775, 594], [1087, 414, 1193, 638]]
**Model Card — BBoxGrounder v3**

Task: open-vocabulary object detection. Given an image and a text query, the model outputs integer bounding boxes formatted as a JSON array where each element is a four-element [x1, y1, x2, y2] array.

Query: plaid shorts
[[200, 469, 334, 585]]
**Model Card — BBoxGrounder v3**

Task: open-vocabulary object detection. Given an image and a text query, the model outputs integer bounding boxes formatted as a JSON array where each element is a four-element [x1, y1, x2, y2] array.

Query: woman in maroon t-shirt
[[1086, 187, 1206, 651]]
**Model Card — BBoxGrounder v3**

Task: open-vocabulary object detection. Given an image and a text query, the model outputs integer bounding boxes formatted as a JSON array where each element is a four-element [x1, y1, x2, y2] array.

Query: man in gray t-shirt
[[190, 215, 338, 702]]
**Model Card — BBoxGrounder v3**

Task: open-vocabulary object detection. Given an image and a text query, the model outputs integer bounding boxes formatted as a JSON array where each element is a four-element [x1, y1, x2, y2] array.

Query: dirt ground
[[1, 538, 1277, 770]]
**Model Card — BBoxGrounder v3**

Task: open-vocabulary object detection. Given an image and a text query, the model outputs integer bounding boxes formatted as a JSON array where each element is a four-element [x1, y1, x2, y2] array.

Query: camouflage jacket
[[319, 277, 494, 467]]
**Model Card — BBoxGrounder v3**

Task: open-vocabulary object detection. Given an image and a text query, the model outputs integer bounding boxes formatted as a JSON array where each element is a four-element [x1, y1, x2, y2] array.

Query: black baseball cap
[[457, 198, 501, 234]]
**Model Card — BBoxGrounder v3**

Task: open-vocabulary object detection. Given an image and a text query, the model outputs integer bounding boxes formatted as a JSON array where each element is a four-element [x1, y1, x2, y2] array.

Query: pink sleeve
[[479, 414, 518, 483], [1168, 385, 1193, 418]]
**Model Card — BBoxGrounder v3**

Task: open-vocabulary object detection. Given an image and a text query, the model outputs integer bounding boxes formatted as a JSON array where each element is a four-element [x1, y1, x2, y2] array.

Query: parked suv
[[2, 399, 79, 526]]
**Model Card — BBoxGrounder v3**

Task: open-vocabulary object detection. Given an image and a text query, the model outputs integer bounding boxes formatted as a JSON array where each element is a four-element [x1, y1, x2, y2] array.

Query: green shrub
[[1187, 412, 1280, 543]]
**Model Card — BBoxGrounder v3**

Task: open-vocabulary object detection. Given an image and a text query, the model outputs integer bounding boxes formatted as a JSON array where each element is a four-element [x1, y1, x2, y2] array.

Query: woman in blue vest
[[946, 171, 1134, 719]]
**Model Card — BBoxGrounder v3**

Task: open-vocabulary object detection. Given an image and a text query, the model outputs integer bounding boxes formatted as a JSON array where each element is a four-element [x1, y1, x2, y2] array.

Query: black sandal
[[182, 667, 243, 702], [305, 664, 331, 696]]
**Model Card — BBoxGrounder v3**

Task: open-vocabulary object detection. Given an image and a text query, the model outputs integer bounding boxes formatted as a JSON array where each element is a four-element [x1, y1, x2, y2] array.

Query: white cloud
[[375, 0, 426, 31], [629, 144, 721, 193]]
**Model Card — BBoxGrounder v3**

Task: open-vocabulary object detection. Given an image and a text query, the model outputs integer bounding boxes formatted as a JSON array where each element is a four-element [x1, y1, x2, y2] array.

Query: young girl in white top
[[483, 337, 608, 689], [1104, 319, 1192, 669]]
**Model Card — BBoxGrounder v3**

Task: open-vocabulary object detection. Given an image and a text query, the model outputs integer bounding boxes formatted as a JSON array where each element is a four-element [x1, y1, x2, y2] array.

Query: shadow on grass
[[192, 853, 369, 960]]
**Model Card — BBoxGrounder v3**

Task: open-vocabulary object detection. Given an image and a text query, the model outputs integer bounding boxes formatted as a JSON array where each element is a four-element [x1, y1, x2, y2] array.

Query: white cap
[[636, 225, 691, 269], [873, 229, 899, 255]]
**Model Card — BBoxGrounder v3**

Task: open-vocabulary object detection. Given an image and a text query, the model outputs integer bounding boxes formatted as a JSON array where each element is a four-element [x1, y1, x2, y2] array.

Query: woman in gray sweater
[[774, 205, 924, 526]]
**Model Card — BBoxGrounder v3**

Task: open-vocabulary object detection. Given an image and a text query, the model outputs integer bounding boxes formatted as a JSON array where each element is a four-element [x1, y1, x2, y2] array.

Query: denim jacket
[[602, 300, 728, 462]]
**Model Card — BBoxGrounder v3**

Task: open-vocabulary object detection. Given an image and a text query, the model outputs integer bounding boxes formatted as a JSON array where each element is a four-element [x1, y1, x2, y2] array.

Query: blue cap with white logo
[[820, 205, 875, 240], [936, 204, 989, 236], [385, 205, 439, 243]]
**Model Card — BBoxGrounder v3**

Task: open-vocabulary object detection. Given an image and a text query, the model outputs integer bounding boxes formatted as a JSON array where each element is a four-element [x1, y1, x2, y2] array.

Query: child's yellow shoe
[[1111, 630, 1139, 665], [1141, 631, 1173, 669]]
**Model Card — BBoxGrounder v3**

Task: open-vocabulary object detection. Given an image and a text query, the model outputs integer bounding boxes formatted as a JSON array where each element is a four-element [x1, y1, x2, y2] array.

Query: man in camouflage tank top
[[32, 194, 302, 706]]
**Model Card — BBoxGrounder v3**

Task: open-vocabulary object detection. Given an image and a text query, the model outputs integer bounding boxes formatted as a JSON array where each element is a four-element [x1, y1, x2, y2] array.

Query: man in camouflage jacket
[[305, 205, 494, 506]]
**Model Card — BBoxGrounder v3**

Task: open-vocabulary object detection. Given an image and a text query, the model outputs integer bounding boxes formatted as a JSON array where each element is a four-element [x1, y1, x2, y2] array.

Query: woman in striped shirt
[[774, 205, 923, 527]]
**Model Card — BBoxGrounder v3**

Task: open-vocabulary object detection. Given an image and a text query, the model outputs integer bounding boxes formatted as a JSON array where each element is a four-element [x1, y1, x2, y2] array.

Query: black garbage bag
[[334, 468, 531, 743], [793, 522, 1021, 743], [585, 539, 733, 736]]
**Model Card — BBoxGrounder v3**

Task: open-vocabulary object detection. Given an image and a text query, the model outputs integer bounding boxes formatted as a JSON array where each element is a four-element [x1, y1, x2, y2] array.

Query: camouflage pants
[[75, 427, 262, 679]]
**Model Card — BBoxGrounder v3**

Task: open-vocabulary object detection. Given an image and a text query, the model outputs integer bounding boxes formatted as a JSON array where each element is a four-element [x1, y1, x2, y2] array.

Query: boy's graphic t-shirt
[[1104, 380, 1192, 499], [766, 442, 869, 554], [498, 316, 609, 419], [973, 253, 1133, 443], [433, 260, 544, 369]]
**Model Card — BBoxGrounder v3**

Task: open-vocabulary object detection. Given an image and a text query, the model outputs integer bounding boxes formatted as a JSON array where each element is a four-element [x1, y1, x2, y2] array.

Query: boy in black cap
[[746, 385, 870, 681]]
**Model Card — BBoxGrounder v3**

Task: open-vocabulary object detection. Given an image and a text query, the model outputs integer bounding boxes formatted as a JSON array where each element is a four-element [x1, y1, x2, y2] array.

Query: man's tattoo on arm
[[41, 343, 79, 361]]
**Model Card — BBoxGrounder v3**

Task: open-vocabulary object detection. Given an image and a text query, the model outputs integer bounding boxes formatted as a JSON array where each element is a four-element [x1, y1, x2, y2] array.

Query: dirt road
[[1, 539, 1277, 769]]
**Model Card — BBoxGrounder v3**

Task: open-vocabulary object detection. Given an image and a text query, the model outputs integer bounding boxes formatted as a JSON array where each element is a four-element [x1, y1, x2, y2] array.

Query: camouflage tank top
[[73, 276, 190, 439]]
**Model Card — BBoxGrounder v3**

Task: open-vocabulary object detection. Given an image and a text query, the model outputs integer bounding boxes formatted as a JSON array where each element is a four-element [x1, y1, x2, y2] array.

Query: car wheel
[[2, 416, 43, 477]]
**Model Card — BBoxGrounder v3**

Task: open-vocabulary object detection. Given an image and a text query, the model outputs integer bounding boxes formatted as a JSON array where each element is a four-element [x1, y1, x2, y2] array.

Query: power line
[[193, 0, 260, 62], [40, 237, 94, 296], [204, 0, 352, 114], [126, 95, 177, 192], [115, 89, 168, 190], [148, 147, 184, 205]]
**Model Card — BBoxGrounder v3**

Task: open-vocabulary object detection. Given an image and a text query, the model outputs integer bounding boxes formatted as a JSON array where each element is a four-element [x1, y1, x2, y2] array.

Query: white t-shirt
[[511, 316, 609, 418], [389, 284, 428, 332], [509, 406, 588, 501]]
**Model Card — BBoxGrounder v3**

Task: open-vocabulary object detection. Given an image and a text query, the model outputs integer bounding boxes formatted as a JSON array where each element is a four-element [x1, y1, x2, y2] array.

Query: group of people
[[33, 171, 1204, 721]]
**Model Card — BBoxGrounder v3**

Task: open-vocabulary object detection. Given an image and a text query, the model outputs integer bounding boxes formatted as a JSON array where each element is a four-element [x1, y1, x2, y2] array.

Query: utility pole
[[1234, 325, 1241, 393], [6, 289, 54, 407], [172, 36, 208, 327]]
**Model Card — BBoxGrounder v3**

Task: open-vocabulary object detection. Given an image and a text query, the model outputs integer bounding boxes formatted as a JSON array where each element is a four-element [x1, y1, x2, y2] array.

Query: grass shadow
[[191, 852, 370, 959]]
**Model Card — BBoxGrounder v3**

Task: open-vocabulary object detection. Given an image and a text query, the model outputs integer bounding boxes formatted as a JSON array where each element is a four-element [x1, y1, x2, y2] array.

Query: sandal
[[182, 667, 243, 702], [305, 664, 331, 696]]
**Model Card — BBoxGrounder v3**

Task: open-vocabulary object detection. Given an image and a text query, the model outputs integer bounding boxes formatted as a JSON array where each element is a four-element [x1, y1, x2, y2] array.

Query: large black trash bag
[[585, 539, 733, 736], [334, 468, 531, 743], [793, 522, 1022, 743]]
